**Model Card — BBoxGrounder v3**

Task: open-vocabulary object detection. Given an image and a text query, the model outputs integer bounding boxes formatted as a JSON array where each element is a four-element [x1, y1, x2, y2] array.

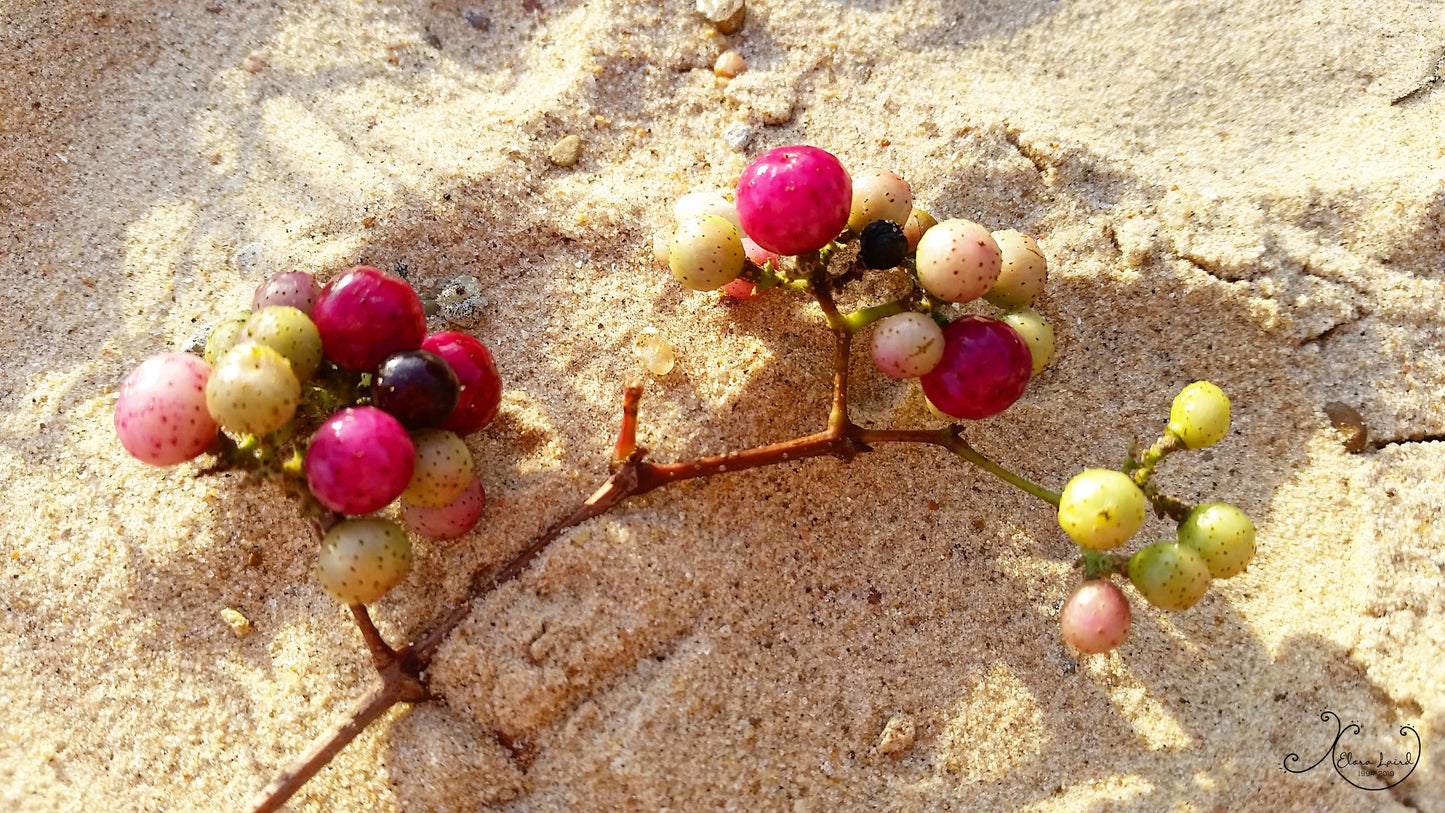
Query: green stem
[[841, 300, 908, 335], [858, 427, 1061, 507], [951, 439, 1062, 506]]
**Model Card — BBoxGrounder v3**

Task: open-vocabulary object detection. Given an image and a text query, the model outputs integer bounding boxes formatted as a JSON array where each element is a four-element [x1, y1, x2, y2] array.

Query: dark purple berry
[[373, 350, 460, 429], [858, 219, 907, 269]]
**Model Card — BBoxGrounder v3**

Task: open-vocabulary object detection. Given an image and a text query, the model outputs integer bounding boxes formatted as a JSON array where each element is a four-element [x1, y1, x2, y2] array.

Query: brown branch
[[249, 257, 1063, 813]]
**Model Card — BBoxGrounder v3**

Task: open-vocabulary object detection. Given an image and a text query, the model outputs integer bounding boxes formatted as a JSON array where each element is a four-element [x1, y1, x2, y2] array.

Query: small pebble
[[548, 134, 582, 167], [219, 607, 252, 637], [697, 0, 745, 32], [182, 322, 213, 355], [723, 122, 753, 151], [233, 241, 264, 274], [462, 9, 489, 30], [875, 714, 916, 757], [714, 50, 746, 78], [436, 274, 482, 307], [697, 0, 742, 22], [636, 327, 675, 375]]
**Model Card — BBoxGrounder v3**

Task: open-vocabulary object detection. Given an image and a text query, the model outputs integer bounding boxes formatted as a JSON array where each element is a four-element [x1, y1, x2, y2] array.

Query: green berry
[[1177, 503, 1256, 579], [983, 230, 1048, 309], [669, 215, 744, 291], [240, 306, 323, 382], [1128, 541, 1211, 611], [998, 308, 1055, 377], [203, 310, 252, 365], [1057, 468, 1147, 551], [402, 429, 474, 508], [315, 517, 412, 605], [1167, 381, 1230, 449], [205, 342, 300, 436]]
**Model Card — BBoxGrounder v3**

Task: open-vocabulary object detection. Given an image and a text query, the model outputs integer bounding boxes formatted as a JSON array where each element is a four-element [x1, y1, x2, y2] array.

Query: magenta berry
[[1060, 581, 1132, 654], [114, 353, 219, 466], [735, 145, 852, 256], [918, 316, 1032, 420], [305, 407, 416, 515], [401, 474, 486, 540], [252, 271, 320, 315], [311, 266, 427, 373], [421, 332, 502, 435]]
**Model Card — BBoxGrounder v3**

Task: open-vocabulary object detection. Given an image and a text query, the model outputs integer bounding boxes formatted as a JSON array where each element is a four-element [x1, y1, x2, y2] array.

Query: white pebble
[[723, 122, 753, 151], [697, 0, 743, 23], [636, 327, 676, 375]]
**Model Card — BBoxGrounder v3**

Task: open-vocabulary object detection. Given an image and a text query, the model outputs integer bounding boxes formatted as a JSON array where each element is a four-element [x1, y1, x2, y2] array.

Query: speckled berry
[[721, 237, 779, 299], [203, 310, 252, 365], [870, 312, 944, 379], [239, 306, 323, 382], [315, 517, 412, 605], [918, 316, 1032, 419], [1167, 381, 1231, 449], [1128, 541, 1212, 612], [915, 218, 1002, 303], [674, 189, 740, 230], [402, 429, 474, 508], [252, 271, 320, 315], [1060, 580, 1132, 654], [401, 474, 486, 540], [858, 220, 908, 270], [1057, 469, 1147, 551], [903, 208, 937, 252], [421, 332, 502, 435], [305, 406, 416, 515], [1177, 502, 1256, 579], [115, 353, 219, 466], [983, 230, 1048, 309], [669, 215, 745, 291], [311, 266, 427, 373], [205, 342, 300, 437], [847, 168, 912, 232], [998, 308, 1056, 377], [736, 145, 852, 256]]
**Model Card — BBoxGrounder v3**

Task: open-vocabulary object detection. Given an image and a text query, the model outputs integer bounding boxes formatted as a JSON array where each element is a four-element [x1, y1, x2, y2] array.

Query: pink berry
[[870, 312, 944, 378], [305, 407, 416, 515], [421, 332, 502, 435], [311, 266, 426, 373], [252, 271, 320, 315], [735, 145, 852, 256], [915, 219, 1002, 303], [919, 316, 1032, 420], [1060, 581, 1132, 654], [721, 237, 780, 299], [401, 474, 486, 540], [114, 353, 219, 466]]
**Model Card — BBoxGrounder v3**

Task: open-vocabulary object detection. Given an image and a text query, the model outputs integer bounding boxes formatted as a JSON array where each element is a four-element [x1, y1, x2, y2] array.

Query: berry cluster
[[658, 145, 1255, 655], [659, 145, 1056, 421], [114, 266, 502, 606]]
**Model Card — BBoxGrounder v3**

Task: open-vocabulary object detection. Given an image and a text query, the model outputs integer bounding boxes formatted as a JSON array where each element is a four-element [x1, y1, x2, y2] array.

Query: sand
[[1, 0, 1442, 810]]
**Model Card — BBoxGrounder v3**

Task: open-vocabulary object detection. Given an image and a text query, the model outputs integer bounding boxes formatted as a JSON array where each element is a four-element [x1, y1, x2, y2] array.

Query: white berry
[[915, 218, 1001, 303]]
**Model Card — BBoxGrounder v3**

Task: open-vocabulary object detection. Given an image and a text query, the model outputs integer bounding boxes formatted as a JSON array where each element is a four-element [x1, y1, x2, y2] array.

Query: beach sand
[[1, 1, 1442, 810]]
